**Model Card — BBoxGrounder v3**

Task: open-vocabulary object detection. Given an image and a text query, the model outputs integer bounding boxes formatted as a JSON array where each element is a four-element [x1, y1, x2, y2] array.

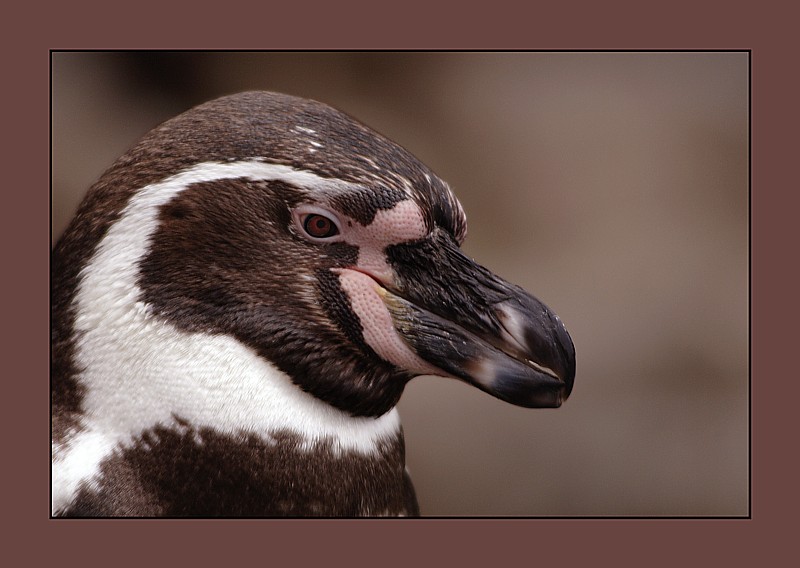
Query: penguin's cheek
[[335, 268, 439, 376]]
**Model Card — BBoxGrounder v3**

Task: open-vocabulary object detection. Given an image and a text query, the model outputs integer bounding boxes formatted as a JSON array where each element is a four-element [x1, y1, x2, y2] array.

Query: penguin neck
[[70, 299, 403, 453], [63, 158, 402, 454]]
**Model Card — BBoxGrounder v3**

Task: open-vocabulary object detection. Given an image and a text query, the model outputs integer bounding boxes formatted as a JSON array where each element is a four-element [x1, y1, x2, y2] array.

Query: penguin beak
[[382, 231, 575, 408]]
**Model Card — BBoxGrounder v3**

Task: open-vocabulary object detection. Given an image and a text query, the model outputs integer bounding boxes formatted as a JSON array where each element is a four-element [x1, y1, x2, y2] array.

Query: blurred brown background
[[51, 51, 748, 516]]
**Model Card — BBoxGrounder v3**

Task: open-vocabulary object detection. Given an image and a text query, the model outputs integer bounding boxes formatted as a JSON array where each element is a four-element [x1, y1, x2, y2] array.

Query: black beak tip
[[516, 320, 575, 408], [520, 310, 576, 400]]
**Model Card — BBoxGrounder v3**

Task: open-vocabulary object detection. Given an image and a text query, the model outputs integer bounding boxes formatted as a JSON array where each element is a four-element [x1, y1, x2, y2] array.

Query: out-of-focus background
[[51, 52, 748, 516]]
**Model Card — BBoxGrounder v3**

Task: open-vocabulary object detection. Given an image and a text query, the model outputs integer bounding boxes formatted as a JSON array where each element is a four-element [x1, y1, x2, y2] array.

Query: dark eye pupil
[[304, 214, 338, 238]]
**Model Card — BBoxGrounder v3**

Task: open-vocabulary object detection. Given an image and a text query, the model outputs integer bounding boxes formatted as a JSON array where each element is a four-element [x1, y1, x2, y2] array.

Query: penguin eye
[[302, 213, 340, 239], [292, 205, 343, 243]]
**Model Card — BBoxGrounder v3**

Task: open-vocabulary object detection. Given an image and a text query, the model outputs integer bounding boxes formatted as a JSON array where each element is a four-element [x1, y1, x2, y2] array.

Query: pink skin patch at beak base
[[343, 199, 430, 284], [335, 268, 442, 377]]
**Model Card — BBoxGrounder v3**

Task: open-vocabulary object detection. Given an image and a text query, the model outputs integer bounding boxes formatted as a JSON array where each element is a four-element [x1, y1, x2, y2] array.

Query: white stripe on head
[[53, 160, 401, 514]]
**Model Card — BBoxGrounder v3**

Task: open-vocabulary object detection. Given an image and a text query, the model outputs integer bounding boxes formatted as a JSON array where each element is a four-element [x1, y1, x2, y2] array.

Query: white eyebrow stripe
[[162, 159, 352, 192], [157, 159, 390, 205]]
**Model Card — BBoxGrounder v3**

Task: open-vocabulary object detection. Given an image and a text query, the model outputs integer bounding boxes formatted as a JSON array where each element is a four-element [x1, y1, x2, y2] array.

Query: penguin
[[51, 91, 575, 517]]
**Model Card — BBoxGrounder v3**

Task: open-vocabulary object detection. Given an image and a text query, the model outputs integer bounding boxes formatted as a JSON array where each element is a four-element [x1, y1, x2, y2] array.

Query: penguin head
[[73, 91, 575, 418]]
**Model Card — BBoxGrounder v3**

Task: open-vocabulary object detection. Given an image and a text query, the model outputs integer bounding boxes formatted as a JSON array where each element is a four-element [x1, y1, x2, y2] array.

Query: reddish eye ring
[[303, 213, 339, 239]]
